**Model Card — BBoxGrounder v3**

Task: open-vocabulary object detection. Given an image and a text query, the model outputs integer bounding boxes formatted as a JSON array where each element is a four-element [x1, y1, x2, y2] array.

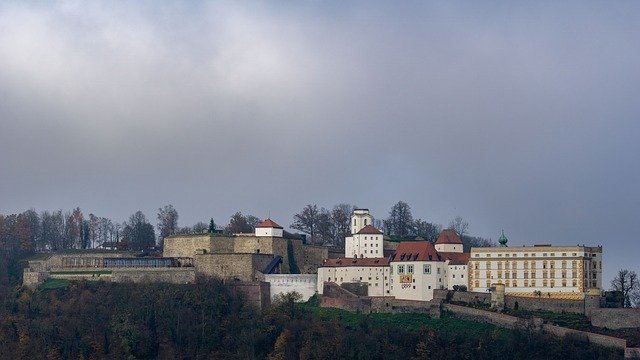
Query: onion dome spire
[[498, 230, 508, 247]]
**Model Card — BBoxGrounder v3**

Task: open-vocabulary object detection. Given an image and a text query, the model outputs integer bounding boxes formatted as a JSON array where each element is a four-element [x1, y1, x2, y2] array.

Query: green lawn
[[503, 308, 591, 330], [40, 278, 71, 290], [307, 306, 506, 337]]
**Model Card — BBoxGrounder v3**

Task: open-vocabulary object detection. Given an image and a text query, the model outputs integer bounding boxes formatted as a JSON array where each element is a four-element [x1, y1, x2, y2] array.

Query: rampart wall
[[301, 245, 328, 274], [590, 308, 640, 329], [164, 235, 216, 257], [225, 281, 271, 310], [433, 289, 491, 305], [504, 295, 594, 314], [370, 298, 441, 318], [542, 324, 627, 350], [31, 252, 132, 271], [112, 268, 195, 284], [434, 289, 601, 315], [194, 253, 273, 282]]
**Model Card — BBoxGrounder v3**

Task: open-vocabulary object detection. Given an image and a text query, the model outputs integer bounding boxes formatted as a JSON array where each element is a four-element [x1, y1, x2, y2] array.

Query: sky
[[0, 1, 638, 284]]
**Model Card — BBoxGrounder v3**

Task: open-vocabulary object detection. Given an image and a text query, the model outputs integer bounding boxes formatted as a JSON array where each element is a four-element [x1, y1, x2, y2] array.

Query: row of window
[[395, 264, 439, 275], [474, 270, 578, 279], [474, 252, 583, 258], [473, 279, 578, 288], [474, 260, 581, 270]]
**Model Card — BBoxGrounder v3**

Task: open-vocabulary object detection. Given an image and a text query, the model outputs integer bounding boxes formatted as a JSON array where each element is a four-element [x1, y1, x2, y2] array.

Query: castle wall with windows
[[468, 245, 602, 299]]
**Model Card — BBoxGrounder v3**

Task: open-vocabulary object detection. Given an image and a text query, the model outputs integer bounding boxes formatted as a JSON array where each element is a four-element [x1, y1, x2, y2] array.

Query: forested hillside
[[0, 279, 623, 359]]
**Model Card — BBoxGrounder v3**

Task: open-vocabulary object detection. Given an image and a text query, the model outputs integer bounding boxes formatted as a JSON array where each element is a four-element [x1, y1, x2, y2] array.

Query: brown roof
[[391, 241, 443, 262], [322, 257, 389, 267], [356, 225, 383, 235], [255, 219, 283, 229], [439, 252, 470, 265], [435, 229, 463, 245]]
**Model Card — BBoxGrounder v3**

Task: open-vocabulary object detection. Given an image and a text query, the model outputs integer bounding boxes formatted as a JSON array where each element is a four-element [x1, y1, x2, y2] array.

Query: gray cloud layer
[[1, 1, 639, 282]]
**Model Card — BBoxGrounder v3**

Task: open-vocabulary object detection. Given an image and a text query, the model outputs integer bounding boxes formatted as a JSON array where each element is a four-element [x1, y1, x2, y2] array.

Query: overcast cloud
[[1, 1, 638, 283]]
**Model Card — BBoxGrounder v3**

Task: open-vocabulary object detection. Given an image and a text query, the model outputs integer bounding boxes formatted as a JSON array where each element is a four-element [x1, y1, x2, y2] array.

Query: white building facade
[[389, 241, 448, 301], [345, 209, 384, 259], [254, 219, 284, 237], [317, 258, 390, 296], [468, 245, 603, 299]]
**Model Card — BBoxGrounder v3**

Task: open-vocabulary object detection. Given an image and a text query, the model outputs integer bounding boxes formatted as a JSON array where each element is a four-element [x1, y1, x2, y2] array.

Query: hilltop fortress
[[23, 209, 604, 308]]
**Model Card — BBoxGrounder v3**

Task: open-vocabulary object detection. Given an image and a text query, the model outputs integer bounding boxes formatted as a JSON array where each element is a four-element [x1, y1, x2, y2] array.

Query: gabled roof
[[356, 225, 383, 235], [435, 229, 463, 245], [390, 241, 443, 262], [439, 252, 470, 265], [322, 257, 389, 267], [255, 219, 283, 229]]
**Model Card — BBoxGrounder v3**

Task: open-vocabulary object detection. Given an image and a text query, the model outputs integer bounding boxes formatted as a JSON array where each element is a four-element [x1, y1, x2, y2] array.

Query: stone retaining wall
[[443, 304, 532, 329], [542, 323, 627, 350], [111, 268, 195, 284], [590, 308, 640, 329]]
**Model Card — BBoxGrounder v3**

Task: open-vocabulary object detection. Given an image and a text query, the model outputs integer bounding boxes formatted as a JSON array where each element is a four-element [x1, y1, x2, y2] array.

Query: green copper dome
[[498, 230, 508, 247]]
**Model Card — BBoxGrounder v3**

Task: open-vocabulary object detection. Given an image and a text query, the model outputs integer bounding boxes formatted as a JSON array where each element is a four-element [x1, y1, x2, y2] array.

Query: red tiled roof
[[322, 257, 389, 267], [439, 252, 470, 265], [356, 225, 383, 235], [391, 241, 443, 262], [255, 219, 283, 229], [435, 229, 463, 245]]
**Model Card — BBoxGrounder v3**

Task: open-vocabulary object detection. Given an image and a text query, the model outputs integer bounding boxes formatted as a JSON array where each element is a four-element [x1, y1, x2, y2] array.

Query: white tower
[[351, 209, 374, 235], [345, 209, 383, 258], [255, 219, 284, 237]]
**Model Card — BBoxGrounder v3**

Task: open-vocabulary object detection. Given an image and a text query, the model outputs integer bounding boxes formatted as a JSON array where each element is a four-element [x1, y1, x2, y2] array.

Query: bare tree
[[315, 208, 333, 245], [192, 222, 208, 234], [384, 201, 414, 236], [123, 211, 155, 250], [413, 219, 441, 242], [245, 215, 261, 232], [291, 205, 320, 243], [611, 269, 639, 308], [225, 212, 252, 234], [157, 205, 179, 248], [448, 216, 469, 237]]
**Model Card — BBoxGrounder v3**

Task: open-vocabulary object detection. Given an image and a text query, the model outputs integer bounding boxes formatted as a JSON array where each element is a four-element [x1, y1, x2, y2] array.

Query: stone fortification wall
[[233, 236, 275, 254], [23, 270, 49, 289], [194, 253, 273, 282], [542, 324, 627, 350], [504, 295, 588, 314], [32, 252, 132, 271], [263, 274, 317, 301], [163, 235, 215, 257], [370, 298, 441, 318], [208, 236, 235, 253], [233, 236, 304, 274], [443, 304, 628, 352], [320, 282, 371, 312], [437, 290, 600, 315], [341, 282, 369, 296], [300, 245, 328, 274], [112, 268, 195, 284], [225, 281, 271, 310], [590, 308, 640, 329], [443, 304, 531, 329], [433, 289, 491, 305]]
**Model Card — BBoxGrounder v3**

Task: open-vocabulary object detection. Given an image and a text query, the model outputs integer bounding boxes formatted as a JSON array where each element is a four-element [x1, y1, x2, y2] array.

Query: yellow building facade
[[468, 245, 602, 299]]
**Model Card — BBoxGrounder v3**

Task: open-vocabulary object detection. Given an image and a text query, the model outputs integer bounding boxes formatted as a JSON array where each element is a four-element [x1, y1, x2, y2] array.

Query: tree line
[[290, 201, 494, 250], [0, 281, 623, 359], [0, 201, 494, 260]]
